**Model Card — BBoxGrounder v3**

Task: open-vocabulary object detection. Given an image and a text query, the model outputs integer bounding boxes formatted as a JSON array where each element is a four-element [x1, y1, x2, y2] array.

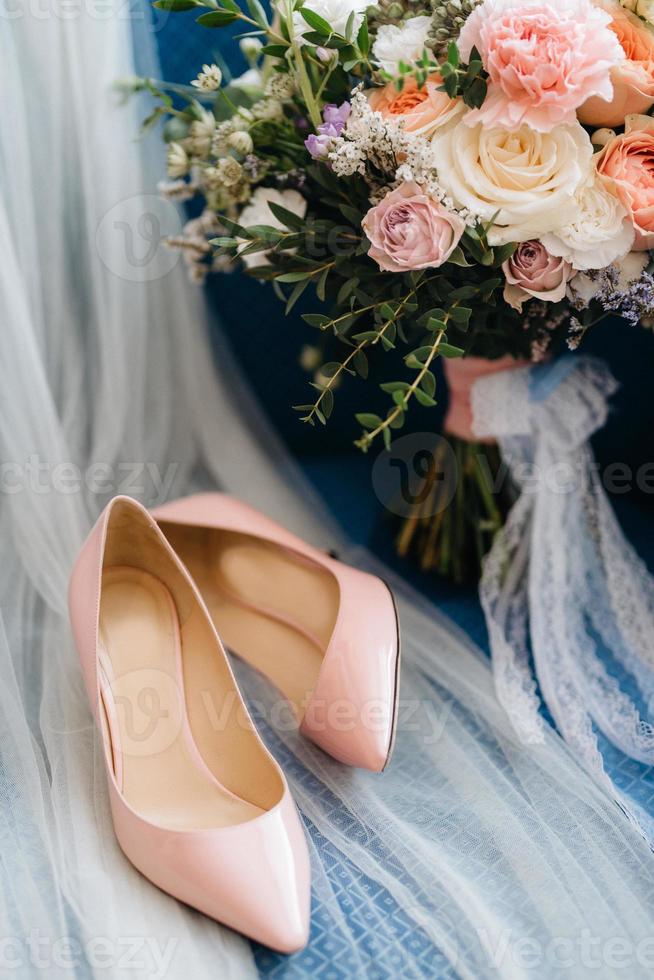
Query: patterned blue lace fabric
[[152, 17, 654, 978]]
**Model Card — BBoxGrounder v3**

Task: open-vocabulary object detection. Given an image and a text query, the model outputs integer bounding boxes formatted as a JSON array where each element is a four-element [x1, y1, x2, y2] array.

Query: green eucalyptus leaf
[[449, 306, 472, 324], [357, 16, 369, 55], [276, 271, 311, 283], [449, 285, 478, 300], [300, 7, 333, 34], [353, 350, 369, 378], [356, 412, 383, 430], [246, 0, 268, 28], [414, 388, 437, 408], [439, 343, 465, 358], [380, 381, 411, 393], [302, 313, 332, 328], [267, 202, 305, 230], [286, 278, 310, 313], [447, 41, 459, 67], [447, 246, 472, 268], [154, 0, 201, 9], [319, 362, 341, 378], [321, 387, 334, 419], [421, 371, 436, 397], [196, 9, 239, 26], [316, 267, 329, 301]]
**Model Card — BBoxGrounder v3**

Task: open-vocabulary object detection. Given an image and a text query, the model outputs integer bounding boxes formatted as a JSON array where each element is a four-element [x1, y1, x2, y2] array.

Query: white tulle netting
[[474, 358, 654, 793], [2, 4, 654, 979]]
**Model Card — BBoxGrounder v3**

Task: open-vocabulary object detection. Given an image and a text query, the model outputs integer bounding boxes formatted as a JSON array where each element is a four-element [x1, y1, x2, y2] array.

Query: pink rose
[[367, 74, 464, 138], [578, 3, 654, 127], [362, 182, 465, 273], [596, 114, 654, 248], [458, 0, 624, 132], [502, 241, 572, 311]]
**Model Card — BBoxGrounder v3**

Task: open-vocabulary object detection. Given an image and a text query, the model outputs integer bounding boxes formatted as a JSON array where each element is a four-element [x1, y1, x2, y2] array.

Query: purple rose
[[502, 241, 572, 311]]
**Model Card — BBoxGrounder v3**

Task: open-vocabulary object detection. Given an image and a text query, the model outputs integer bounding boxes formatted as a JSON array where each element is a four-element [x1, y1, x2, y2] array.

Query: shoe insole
[[161, 527, 339, 721], [99, 565, 263, 831]]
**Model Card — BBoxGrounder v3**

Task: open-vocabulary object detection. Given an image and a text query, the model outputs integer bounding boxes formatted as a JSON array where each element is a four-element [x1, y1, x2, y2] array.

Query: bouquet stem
[[395, 436, 512, 584], [395, 356, 526, 584]]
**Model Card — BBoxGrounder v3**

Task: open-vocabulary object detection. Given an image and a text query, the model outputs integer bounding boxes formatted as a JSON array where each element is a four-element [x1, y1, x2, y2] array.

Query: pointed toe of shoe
[[301, 570, 400, 773], [111, 786, 311, 953], [199, 843, 310, 954]]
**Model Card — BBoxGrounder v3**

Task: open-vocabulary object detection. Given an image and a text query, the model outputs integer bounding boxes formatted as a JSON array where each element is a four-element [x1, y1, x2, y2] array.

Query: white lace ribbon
[[473, 357, 654, 781]]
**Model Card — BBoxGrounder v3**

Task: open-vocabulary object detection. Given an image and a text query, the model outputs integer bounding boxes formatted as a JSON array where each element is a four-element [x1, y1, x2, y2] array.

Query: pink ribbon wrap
[[443, 355, 530, 442]]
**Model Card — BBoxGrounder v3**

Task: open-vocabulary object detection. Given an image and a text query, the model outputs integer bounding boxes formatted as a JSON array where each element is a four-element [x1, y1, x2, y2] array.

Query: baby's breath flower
[[166, 142, 189, 178], [191, 63, 222, 92]]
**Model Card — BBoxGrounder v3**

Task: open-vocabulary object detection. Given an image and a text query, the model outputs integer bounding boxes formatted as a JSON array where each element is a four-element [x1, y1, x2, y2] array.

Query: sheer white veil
[[1, 4, 654, 979]]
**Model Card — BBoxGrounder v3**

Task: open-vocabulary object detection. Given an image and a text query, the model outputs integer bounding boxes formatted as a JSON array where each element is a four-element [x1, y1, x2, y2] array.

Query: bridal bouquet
[[145, 0, 654, 580]]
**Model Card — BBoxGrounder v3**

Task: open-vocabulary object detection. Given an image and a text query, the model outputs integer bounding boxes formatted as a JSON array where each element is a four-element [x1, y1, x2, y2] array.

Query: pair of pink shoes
[[68, 494, 400, 953]]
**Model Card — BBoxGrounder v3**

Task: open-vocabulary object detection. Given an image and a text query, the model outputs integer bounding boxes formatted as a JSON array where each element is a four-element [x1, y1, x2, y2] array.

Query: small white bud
[[300, 345, 321, 371], [591, 127, 617, 148], [227, 130, 254, 155], [239, 37, 264, 62], [166, 142, 189, 178], [316, 46, 337, 63]]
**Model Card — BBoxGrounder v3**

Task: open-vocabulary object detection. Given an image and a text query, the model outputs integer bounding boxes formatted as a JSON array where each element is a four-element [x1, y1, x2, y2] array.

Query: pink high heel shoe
[[68, 496, 310, 953], [153, 493, 401, 772]]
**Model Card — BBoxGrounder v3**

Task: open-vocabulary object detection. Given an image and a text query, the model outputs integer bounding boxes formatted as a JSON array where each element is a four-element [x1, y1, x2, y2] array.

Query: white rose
[[372, 16, 432, 74], [292, 0, 368, 44], [431, 121, 593, 244], [238, 188, 307, 269], [542, 177, 635, 271]]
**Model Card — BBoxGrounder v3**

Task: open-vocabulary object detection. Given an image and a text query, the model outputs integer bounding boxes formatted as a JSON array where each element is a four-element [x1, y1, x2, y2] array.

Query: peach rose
[[362, 182, 465, 273], [578, 3, 654, 126], [367, 75, 464, 138], [502, 241, 572, 311], [596, 113, 654, 248]]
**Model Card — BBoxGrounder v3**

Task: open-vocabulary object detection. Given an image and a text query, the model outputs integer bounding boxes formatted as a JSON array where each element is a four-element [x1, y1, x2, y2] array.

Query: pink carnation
[[362, 182, 465, 273], [459, 0, 624, 132]]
